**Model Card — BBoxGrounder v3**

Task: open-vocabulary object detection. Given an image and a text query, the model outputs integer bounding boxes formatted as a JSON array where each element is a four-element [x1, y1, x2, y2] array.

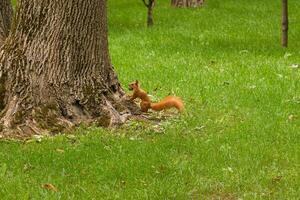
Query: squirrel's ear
[[135, 80, 139, 85]]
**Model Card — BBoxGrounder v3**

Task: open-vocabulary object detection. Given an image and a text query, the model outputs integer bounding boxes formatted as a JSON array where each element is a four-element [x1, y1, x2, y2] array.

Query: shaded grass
[[1, 0, 300, 199]]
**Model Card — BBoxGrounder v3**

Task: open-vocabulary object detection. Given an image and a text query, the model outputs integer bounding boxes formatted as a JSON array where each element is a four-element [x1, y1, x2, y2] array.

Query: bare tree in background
[[142, 0, 155, 27], [0, 0, 13, 46], [171, 0, 204, 8], [0, 0, 137, 138], [281, 0, 288, 47]]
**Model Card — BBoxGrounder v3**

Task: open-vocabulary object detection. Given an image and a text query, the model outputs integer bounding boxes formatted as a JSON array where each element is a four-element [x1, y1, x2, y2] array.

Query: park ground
[[1, 0, 300, 199]]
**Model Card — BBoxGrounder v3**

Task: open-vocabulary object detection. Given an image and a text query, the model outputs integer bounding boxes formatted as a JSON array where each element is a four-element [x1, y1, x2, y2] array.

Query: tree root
[[0, 94, 140, 140]]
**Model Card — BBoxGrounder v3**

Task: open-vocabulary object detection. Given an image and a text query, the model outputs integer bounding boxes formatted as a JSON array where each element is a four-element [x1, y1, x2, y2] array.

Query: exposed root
[[0, 93, 139, 140]]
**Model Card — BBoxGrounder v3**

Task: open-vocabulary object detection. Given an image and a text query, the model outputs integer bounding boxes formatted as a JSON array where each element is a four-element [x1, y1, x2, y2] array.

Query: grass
[[1, 0, 300, 199]]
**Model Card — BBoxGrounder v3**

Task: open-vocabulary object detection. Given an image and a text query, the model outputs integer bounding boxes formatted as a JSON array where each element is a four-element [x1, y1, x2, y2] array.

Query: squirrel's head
[[128, 80, 139, 91]]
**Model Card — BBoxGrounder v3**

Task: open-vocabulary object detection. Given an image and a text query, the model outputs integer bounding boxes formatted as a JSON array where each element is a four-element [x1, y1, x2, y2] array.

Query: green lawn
[[1, 0, 300, 199]]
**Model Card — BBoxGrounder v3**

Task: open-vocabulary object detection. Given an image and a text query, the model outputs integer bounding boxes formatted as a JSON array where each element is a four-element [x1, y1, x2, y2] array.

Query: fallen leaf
[[42, 183, 58, 192], [288, 114, 296, 121], [194, 126, 205, 131], [56, 149, 65, 153], [33, 135, 43, 143], [129, 137, 136, 141], [290, 64, 299, 69], [239, 49, 249, 54], [272, 175, 283, 183]]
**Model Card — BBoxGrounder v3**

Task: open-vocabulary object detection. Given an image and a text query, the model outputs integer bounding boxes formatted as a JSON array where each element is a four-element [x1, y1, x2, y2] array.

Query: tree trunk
[[171, 0, 204, 7], [142, 0, 155, 27], [281, 0, 288, 47], [147, 0, 155, 27], [0, 0, 137, 138], [0, 0, 13, 46]]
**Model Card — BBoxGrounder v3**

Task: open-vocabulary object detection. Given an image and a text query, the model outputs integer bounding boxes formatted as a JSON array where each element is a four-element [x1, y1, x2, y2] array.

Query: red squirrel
[[128, 80, 184, 112]]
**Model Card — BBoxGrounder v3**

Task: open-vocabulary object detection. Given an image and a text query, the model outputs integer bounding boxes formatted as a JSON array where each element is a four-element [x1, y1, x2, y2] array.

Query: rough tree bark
[[0, 0, 13, 46], [171, 0, 204, 7], [0, 0, 137, 138], [281, 0, 288, 47], [142, 0, 155, 27]]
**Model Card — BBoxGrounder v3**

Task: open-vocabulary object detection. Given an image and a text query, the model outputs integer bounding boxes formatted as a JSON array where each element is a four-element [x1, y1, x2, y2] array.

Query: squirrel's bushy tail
[[151, 96, 184, 112]]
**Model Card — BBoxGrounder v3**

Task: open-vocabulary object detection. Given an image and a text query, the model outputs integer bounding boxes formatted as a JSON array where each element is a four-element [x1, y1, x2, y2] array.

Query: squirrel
[[128, 80, 184, 113]]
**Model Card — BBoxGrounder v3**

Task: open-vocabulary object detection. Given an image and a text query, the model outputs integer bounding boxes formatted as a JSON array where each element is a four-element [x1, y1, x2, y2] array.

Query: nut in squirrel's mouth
[[128, 86, 133, 91]]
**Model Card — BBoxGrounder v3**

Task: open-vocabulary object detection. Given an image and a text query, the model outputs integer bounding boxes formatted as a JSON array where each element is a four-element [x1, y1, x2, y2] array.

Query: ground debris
[[42, 183, 58, 192]]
